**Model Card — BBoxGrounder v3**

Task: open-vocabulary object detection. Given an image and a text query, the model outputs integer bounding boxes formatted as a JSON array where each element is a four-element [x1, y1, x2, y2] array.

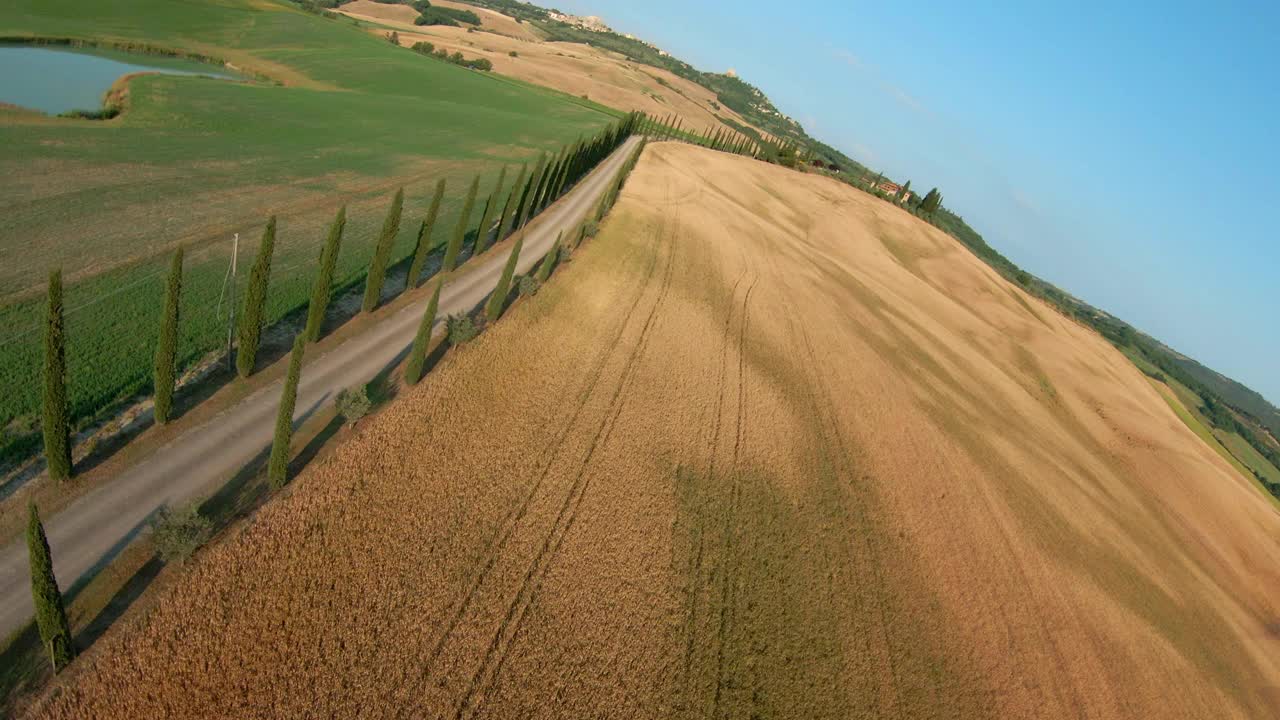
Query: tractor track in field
[[676, 259, 755, 719], [711, 276, 757, 720], [417, 199, 663, 688], [774, 255, 906, 717], [452, 198, 681, 720], [679, 267, 747, 698]]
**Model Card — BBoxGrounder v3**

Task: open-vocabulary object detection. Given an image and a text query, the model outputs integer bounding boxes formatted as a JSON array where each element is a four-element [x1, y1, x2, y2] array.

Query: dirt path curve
[[0, 136, 642, 639]]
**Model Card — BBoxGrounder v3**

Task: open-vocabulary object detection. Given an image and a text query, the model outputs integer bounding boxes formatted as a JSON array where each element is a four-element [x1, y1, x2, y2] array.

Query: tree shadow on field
[[77, 553, 164, 649], [63, 514, 156, 606], [289, 414, 344, 478]]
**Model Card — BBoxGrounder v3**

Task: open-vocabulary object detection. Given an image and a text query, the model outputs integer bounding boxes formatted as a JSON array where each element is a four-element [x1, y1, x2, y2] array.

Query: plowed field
[[31, 143, 1280, 719]]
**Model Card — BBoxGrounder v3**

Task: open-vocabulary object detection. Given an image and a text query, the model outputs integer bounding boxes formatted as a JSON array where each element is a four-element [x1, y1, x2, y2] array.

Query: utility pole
[[226, 232, 238, 372]]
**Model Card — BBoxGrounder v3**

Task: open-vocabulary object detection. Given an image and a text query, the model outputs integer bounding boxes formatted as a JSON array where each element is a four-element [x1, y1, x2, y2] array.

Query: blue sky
[[557, 0, 1279, 405]]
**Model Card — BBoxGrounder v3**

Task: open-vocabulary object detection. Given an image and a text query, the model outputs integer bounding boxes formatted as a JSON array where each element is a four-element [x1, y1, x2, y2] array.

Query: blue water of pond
[[0, 45, 241, 115]]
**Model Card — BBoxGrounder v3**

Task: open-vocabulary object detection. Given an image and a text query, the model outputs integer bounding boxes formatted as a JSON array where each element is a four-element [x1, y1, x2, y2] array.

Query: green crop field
[[0, 0, 618, 461], [1215, 429, 1280, 486]]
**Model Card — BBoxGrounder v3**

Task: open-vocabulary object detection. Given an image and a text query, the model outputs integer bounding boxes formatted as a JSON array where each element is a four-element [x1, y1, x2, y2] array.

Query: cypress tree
[[515, 154, 547, 231], [153, 247, 184, 425], [404, 280, 442, 386], [485, 234, 523, 322], [407, 180, 445, 290], [920, 188, 943, 214], [267, 335, 305, 489], [564, 144, 583, 188], [305, 206, 346, 342], [496, 164, 526, 243], [531, 153, 556, 214], [534, 149, 564, 213], [362, 187, 404, 313], [28, 503, 73, 672], [236, 217, 277, 378], [473, 166, 508, 255], [474, 194, 495, 251], [442, 175, 479, 273], [535, 232, 561, 283], [551, 150, 572, 200], [42, 270, 72, 481]]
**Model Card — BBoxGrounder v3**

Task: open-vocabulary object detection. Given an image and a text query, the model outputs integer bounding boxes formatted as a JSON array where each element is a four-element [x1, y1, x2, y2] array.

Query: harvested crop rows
[[32, 144, 1280, 719]]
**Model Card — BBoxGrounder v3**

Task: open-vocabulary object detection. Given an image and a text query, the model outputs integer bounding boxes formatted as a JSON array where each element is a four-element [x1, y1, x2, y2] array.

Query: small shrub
[[335, 385, 371, 425], [509, 50, 518, 57], [518, 275, 540, 297], [59, 105, 120, 120], [583, 219, 599, 238], [446, 314, 481, 346], [152, 504, 211, 564], [387, 31, 400, 45]]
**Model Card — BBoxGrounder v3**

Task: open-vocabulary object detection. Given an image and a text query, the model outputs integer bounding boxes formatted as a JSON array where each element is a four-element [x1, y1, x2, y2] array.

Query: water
[[0, 45, 241, 115]]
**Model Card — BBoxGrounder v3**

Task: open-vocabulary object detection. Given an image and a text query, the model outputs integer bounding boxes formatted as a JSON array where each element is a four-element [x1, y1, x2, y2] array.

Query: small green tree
[[27, 503, 73, 671], [472, 166, 508, 255], [446, 314, 480, 346], [305, 206, 346, 342], [406, 180, 446, 290], [151, 503, 211, 564], [535, 232, 561, 283], [362, 188, 404, 313], [153, 247, 184, 425], [495, 164, 526, 243], [485, 234, 523, 322], [404, 280, 443, 385], [442, 175, 479, 273], [335, 385, 372, 425], [236, 217, 277, 378], [267, 336, 305, 489], [42, 270, 73, 481]]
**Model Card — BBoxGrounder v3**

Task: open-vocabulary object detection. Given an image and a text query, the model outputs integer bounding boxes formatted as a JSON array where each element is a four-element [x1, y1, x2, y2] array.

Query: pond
[[0, 45, 242, 116]]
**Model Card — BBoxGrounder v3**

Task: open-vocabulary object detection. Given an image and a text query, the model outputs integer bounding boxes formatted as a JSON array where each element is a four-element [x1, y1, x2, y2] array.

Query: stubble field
[[29, 143, 1280, 719]]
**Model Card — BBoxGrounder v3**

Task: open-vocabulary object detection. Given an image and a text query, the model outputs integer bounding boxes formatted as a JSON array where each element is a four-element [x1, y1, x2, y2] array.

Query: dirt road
[[0, 136, 640, 640]]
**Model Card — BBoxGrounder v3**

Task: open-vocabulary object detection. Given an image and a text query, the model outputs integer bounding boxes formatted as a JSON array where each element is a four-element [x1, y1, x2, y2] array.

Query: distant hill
[[1156, 343, 1280, 439], [450, 0, 864, 174]]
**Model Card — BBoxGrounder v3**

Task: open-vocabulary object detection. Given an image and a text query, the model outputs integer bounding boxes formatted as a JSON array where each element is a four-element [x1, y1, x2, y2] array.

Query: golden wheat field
[[30, 143, 1280, 719]]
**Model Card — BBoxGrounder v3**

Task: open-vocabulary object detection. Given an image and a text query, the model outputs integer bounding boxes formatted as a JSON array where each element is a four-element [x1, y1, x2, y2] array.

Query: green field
[[0, 0, 618, 461], [1215, 428, 1280, 485]]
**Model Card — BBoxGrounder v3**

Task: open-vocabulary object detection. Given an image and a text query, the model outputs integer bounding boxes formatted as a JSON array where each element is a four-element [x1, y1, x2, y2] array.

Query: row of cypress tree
[[634, 111, 762, 159], [38, 113, 642, 487], [29, 114, 643, 676]]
